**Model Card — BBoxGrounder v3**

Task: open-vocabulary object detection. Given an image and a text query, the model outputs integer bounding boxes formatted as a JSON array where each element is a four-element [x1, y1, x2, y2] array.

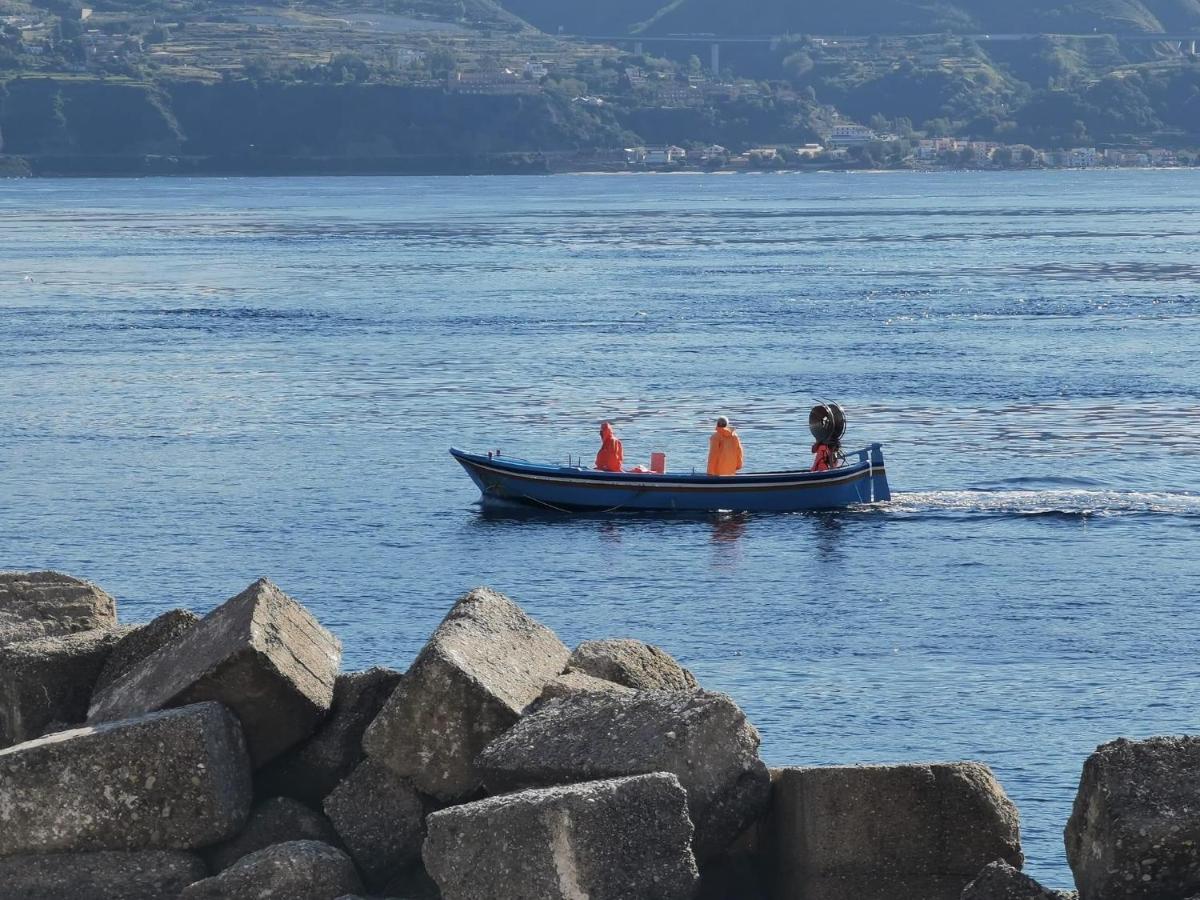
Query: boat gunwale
[[449, 446, 883, 492]]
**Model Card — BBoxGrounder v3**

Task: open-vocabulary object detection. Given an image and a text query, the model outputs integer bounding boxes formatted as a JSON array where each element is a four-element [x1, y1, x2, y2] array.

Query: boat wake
[[887, 488, 1200, 520]]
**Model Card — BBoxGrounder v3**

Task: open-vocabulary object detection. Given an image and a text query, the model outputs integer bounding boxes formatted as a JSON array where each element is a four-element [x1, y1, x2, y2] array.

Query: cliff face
[[0, 79, 181, 156], [0, 78, 627, 168]]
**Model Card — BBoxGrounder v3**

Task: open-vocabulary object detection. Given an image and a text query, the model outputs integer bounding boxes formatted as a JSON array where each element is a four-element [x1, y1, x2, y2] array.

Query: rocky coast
[[0, 570, 1195, 899]]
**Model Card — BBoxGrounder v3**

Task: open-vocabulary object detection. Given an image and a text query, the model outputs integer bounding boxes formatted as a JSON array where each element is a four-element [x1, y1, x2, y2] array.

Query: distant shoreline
[[2, 155, 1196, 178]]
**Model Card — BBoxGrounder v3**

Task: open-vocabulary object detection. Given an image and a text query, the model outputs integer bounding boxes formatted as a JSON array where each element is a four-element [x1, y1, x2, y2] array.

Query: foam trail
[[888, 489, 1200, 518]]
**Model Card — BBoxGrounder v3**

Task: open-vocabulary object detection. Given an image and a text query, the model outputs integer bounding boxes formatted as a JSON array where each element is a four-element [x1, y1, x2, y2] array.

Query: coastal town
[[620, 128, 1194, 171]]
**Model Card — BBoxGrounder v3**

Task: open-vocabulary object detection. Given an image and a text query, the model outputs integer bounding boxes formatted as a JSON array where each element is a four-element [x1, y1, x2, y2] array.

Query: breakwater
[[2, 570, 1195, 899]]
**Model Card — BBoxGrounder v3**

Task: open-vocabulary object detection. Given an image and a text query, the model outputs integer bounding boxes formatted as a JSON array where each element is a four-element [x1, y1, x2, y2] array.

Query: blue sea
[[2, 171, 1198, 888]]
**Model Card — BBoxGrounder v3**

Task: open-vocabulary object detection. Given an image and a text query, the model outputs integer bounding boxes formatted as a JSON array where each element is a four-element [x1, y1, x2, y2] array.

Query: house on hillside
[[644, 145, 687, 164], [826, 124, 877, 147], [449, 69, 539, 95]]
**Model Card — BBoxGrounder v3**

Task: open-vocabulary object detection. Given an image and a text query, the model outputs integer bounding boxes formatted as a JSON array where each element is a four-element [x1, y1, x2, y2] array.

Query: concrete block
[[93, 608, 199, 696], [538, 670, 634, 703], [88, 578, 341, 767], [0, 849, 207, 900], [0, 628, 125, 748], [423, 773, 699, 900], [568, 638, 699, 691], [363, 587, 569, 800], [0, 571, 116, 645], [204, 796, 340, 873], [477, 689, 770, 859], [256, 666, 402, 805], [324, 758, 426, 889], [1065, 736, 1200, 900], [962, 860, 1072, 899], [0, 702, 252, 855], [768, 763, 1022, 900], [180, 840, 363, 900]]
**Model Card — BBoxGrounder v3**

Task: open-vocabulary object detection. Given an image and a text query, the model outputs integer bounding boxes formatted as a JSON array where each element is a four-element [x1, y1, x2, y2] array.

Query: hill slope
[[501, 0, 1200, 35]]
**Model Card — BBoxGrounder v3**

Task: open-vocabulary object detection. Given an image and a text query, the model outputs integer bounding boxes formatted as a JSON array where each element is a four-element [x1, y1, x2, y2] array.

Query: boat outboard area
[[451, 403, 891, 514]]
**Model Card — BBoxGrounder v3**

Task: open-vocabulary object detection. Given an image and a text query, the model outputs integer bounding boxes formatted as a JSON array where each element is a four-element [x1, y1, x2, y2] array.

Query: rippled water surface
[[3, 171, 1199, 887]]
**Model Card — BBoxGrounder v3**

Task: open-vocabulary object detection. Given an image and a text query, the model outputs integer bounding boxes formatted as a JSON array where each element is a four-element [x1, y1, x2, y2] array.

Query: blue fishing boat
[[451, 404, 889, 512], [450, 444, 890, 513]]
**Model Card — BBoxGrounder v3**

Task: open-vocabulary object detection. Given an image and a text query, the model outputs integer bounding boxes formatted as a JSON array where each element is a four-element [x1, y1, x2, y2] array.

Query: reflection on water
[[3, 171, 1200, 888], [711, 512, 749, 544]]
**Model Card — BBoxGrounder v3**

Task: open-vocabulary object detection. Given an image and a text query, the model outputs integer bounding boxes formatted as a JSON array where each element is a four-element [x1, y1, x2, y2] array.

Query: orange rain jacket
[[595, 422, 624, 472], [707, 426, 744, 476]]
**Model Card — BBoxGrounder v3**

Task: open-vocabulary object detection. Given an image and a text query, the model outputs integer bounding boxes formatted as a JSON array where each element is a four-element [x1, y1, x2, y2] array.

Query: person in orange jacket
[[595, 421, 624, 472], [707, 416, 744, 476]]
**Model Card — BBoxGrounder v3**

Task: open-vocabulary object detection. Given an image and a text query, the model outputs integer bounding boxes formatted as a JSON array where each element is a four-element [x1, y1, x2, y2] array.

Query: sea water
[[2, 171, 1198, 887]]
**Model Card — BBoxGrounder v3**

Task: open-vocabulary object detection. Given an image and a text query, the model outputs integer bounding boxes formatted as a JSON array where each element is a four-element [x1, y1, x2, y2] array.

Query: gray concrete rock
[[204, 796, 340, 873], [181, 840, 362, 899], [961, 860, 1066, 899], [324, 758, 426, 890], [423, 773, 699, 900], [0, 702, 252, 855], [1065, 736, 1200, 900], [0, 849, 207, 900], [538, 670, 635, 703], [257, 666, 402, 805], [363, 587, 569, 800], [88, 578, 342, 767], [0, 628, 127, 749], [477, 689, 770, 859], [769, 763, 1023, 900], [93, 608, 200, 696], [0, 571, 117, 645], [568, 638, 700, 691]]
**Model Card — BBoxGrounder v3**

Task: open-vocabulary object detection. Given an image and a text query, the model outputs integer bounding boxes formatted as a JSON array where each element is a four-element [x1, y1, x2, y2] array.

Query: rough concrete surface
[[477, 689, 770, 859], [769, 763, 1023, 900], [1065, 736, 1200, 900], [568, 638, 699, 691], [423, 773, 699, 900], [256, 666, 402, 804], [0, 702, 252, 855], [0, 571, 117, 645], [93, 608, 200, 696], [180, 840, 363, 900], [0, 627, 126, 748], [961, 860, 1073, 899], [88, 578, 342, 766], [203, 796, 340, 873], [0, 849, 207, 900], [363, 587, 569, 800], [538, 670, 635, 704], [324, 758, 426, 889]]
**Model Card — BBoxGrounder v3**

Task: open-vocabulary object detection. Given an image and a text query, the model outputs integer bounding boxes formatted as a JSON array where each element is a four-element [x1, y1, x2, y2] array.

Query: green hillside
[[501, 0, 1200, 35]]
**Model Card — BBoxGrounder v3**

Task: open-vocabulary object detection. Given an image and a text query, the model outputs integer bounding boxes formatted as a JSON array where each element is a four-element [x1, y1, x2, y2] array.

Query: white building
[[523, 59, 548, 80], [1066, 147, 1098, 167], [449, 69, 539, 95], [827, 124, 877, 147], [644, 145, 687, 164]]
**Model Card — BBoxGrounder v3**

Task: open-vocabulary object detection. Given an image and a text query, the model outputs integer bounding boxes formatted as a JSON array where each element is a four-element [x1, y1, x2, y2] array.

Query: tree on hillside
[[783, 51, 813, 80], [328, 53, 370, 84]]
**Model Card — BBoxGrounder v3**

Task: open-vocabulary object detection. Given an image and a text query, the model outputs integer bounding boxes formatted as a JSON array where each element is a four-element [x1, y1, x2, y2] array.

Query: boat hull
[[450, 445, 890, 513]]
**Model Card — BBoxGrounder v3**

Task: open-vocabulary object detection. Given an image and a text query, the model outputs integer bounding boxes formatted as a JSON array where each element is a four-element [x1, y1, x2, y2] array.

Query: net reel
[[808, 401, 847, 468]]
